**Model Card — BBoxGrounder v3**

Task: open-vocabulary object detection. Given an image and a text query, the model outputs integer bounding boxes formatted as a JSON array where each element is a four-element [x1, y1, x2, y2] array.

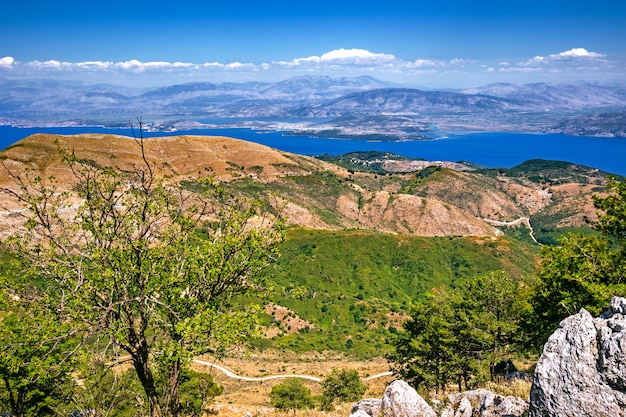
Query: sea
[[1, 125, 625, 176]]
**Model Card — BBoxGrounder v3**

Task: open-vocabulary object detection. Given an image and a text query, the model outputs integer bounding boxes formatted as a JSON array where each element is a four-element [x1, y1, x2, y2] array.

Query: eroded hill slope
[[0, 134, 497, 237], [0, 134, 609, 241]]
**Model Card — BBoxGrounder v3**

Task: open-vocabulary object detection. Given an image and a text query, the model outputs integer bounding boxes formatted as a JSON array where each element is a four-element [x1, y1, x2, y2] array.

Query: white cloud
[[76, 61, 114, 70], [226, 62, 257, 69], [284, 48, 397, 66], [407, 59, 439, 68], [0, 48, 623, 88], [0, 56, 16, 68], [529, 48, 606, 65], [201, 62, 226, 68], [500, 47, 616, 80], [319, 48, 395, 62], [498, 67, 542, 73], [555, 48, 605, 58], [27, 60, 73, 70], [115, 60, 187, 71], [450, 58, 469, 66]]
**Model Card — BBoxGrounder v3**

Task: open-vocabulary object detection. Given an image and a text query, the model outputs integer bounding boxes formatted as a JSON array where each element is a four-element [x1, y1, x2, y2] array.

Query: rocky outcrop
[[440, 389, 527, 417], [476, 391, 527, 417], [529, 296, 626, 417], [381, 380, 436, 417], [350, 410, 374, 417], [351, 398, 382, 417], [352, 298, 626, 417], [354, 382, 527, 417]]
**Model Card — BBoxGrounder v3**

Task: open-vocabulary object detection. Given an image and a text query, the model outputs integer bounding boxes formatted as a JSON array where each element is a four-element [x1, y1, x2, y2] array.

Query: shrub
[[270, 378, 313, 414], [320, 368, 366, 410]]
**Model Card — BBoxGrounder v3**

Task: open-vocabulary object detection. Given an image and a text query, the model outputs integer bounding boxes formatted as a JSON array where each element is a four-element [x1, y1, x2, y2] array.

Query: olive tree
[[1, 130, 284, 417]]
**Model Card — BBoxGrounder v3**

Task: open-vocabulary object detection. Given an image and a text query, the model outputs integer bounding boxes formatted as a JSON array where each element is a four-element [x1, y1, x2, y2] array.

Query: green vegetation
[[0, 133, 283, 417], [276, 228, 536, 297], [389, 271, 528, 392], [478, 158, 615, 185], [531, 216, 597, 246], [269, 378, 314, 414], [0, 281, 75, 417], [224, 170, 363, 228], [320, 368, 367, 410], [244, 228, 538, 357], [531, 177, 626, 342], [316, 151, 413, 174]]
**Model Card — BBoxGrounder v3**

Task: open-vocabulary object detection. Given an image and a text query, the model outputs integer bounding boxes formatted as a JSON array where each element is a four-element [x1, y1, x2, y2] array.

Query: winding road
[[482, 216, 539, 244], [193, 359, 393, 383], [112, 356, 393, 382]]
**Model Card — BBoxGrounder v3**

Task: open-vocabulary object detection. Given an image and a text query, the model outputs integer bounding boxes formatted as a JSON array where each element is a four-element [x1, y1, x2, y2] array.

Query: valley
[[195, 353, 394, 416], [0, 133, 609, 359], [1, 131, 622, 416]]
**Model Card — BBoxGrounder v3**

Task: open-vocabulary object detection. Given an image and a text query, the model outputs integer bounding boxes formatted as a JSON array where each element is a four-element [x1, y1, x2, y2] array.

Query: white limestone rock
[[381, 380, 436, 417], [529, 296, 626, 417], [351, 398, 382, 417]]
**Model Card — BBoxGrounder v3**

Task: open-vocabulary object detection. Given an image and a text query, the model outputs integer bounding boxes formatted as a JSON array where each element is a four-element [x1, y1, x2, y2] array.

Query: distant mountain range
[[1, 76, 625, 138], [462, 82, 626, 109], [545, 111, 626, 137]]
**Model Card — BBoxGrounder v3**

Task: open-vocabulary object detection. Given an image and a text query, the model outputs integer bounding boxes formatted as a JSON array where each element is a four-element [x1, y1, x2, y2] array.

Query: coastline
[[1, 125, 625, 176]]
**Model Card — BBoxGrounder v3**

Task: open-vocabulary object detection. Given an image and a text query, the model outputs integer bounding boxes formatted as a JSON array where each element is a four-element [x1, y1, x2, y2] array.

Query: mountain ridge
[[0, 133, 610, 244], [2, 77, 626, 138], [545, 111, 626, 137], [297, 88, 526, 117]]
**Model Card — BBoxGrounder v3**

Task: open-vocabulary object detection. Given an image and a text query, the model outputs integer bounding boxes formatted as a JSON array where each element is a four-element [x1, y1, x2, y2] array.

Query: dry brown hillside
[[401, 161, 608, 237], [0, 133, 328, 182], [413, 169, 526, 221], [0, 134, 606, 239]]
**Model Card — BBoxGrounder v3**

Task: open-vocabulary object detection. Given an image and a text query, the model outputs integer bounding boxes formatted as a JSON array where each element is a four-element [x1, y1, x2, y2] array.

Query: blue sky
[[1, 0, 625, 88]]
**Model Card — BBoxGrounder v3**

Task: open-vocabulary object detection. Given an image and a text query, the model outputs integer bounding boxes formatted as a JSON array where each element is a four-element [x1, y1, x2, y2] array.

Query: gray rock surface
[[381, 380, 436, 417], [349, 410, 373, 417], [439, 395, 473, 417], [529, 296, 626, 417], [351, 398, 382, 417], [440, 389, 527, 417], [478, 391, 527, 417]]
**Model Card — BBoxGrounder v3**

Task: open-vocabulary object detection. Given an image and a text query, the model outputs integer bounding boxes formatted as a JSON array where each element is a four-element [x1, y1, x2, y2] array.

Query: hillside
[[249, 227, 537, 356], [0, 133, 611, 356], [1, 133, 610, 241], [0, 133, 500, 237]]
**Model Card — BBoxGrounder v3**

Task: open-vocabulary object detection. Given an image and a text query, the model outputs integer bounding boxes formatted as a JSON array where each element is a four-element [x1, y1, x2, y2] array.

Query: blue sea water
[[1, 125, 625, 176]]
